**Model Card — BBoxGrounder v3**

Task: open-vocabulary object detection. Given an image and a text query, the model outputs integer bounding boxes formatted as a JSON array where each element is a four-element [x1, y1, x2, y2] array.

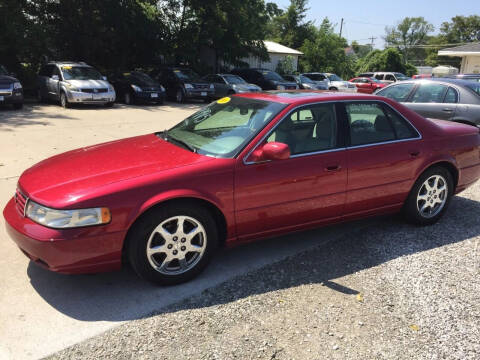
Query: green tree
[[300, 18, 355, 78], [440, 15, 480, 43], [356, 48, 406, 73], [267, 0, 316, 49], [384, 17, 434, 63]]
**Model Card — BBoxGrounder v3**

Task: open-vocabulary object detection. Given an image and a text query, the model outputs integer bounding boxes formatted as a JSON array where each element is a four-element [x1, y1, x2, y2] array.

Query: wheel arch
[[452, 119, 478, 128], [122, 194, 229, 263], [417, 160, 459, 190]]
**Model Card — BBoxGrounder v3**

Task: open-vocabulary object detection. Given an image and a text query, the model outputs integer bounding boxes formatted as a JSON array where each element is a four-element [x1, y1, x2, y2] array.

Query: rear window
[[377, 83, 415, 102], [465, 82, 480, 97]]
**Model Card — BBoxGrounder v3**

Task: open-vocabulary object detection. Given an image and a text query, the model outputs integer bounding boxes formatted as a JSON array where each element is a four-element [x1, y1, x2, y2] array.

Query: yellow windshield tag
[[174, 70, 181, 73], [123, 72, 131, 76], [217, 97, 231, 104], [62, 66, 72, 70]]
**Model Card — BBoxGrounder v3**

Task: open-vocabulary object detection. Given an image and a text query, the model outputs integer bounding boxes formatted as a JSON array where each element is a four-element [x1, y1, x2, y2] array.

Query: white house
[[243, 41, 303, 71], [438, 43, 480, 74]]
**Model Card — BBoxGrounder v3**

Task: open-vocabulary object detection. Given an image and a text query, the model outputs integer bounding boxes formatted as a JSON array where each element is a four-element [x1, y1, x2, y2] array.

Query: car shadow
[[26, 194, 480, 322], [0, 104, 74, 130]]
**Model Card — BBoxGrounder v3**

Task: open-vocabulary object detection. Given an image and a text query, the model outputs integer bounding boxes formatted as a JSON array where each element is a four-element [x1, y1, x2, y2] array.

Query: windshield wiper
[[162, 129, 197, 153]]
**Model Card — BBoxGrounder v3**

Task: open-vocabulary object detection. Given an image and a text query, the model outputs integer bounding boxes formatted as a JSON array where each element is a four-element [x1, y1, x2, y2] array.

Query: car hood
[[0, 75, 17, 83], [18, 134, 213, 207], [65, 79, 111, 88]]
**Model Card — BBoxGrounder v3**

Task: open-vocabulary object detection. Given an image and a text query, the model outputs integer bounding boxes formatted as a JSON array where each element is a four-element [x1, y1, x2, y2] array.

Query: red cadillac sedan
[[349, 77, 386, 94], [4, 91, 480, 285]]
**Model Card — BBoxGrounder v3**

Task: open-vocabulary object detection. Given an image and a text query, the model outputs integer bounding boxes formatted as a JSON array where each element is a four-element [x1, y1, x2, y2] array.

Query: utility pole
[[339, 18, 344, 37], [368, 36, 377, 48]]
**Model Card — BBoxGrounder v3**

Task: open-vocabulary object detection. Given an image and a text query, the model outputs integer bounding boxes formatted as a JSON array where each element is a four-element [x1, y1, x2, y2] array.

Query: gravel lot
[[49, 182, 480, 360]]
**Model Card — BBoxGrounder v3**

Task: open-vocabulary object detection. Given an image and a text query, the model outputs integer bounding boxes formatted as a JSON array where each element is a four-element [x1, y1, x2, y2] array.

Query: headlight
[[160, 85, 165, 91], [209, 84, 214, 89], [13, 82, 22, 89], [108, 84, 114, 92], [277, 85, 285, 90], [131, 84, 142, 92], [65, 83, 80, 92], [184, 83, 193, 89], [26, 200, 111, 228]]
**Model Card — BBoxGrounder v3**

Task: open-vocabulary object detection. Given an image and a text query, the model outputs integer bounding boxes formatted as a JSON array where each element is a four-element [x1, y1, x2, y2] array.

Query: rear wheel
[[127, 203, 218, 285], [105, 102, 114, 108], [403, 166, 453, 225], [329, 87, 338, 91]]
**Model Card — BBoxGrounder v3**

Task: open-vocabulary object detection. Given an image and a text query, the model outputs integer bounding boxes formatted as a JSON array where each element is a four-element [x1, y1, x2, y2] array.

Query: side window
[[53, 67, 61, 78], [411, 83, 448, 103], [375, 74, 384, 80], [39, 65, 54, 77], [444, 87, 458, 103], [378, 83, 415, 102], [383, 105, 418, 140], [346, 102, 396, 146], [267, 103, 337, 155], [385, 74, 395, 81]]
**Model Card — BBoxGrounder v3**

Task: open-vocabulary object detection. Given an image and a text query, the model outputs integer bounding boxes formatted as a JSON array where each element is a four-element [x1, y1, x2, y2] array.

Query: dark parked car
[[447, 74, 480, 83], [37, 62, 115, 108], [230, 68, 298, 90], [283, 74, 328, 90], [202, 74, 261, 98], [376, 78, 480, 126], [111, 71, 165, 105], [0, 64, 24, 109], [153, 67, 214, 103]]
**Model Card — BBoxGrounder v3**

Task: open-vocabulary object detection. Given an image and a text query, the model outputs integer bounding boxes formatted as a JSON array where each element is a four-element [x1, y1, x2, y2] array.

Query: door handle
[[442, 108, 453, 112], [409, 151, 420, 157], [325, 165, 341, 172]]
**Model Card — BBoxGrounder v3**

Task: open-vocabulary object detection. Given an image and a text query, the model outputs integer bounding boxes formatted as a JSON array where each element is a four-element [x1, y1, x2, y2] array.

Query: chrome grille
[[14, 188, 28, 216], [193, 84, 209, 89], [81, 88, 108, 93]]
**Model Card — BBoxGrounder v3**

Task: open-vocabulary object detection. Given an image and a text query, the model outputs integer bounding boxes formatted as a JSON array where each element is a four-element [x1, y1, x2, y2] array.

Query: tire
[[13, 103, 23, 110], [175, 88, 185, 103], [403, 166, 454, 225], [105, 102, 114, 108], [60, 92, 70, 108], [127, 203, 218, 285], [124, 92, 133, 105], [156, 98, 164, 105], [329, 87, 338, 91]]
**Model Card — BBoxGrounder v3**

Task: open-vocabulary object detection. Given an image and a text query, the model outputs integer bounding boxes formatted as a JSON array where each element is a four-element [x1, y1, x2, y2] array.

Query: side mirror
[[102, 76, 107, 81], [249, 142, 290, 162], [51, 75, 59, 81]]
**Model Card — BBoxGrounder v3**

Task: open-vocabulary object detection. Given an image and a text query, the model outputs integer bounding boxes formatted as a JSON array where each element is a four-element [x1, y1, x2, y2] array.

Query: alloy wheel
[[416, 174, 448, 218], [146, 215, 207, 275]]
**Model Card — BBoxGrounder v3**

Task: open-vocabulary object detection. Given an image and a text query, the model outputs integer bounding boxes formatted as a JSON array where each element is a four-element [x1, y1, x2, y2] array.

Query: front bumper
[[134, 90, 166, 102], [3, 197, 123, 274], [0, 88, 24, 104], [67, 90, 116, 104], [185, 89, 215, 99]]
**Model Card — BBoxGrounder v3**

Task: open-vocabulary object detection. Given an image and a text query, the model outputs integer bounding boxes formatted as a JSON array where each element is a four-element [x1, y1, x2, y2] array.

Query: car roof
[[48, 61, 90, 67], [398, 78, 479, 86], [235, 90, 385, 104]]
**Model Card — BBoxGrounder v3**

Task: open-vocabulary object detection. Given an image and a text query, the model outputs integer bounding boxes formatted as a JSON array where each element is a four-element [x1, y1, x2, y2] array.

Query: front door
[[234, 102, 347, 239]]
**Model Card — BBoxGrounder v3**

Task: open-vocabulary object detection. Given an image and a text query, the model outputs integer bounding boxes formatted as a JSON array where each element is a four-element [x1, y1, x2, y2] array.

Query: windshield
[[167, 97, 286, 158], [173, 69, 200, 81], [394, 73, 410, 81], [300, 75, 315, 83], [304, 74, 325, 81], [223, 75, 246, 84], [62, 66, 103, 80], [327, 74, 343, 81], [465, 82, 480, 96], [0, 65, 8, 76], [127, 71, 156, 85], [262, 70, 285, 82]]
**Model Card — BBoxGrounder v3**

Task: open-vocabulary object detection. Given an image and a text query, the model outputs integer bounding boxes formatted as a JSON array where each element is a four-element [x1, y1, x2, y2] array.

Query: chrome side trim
[[242, 99, 423, 165]]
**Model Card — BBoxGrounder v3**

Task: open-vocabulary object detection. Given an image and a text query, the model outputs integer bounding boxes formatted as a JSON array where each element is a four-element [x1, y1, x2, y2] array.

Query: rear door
[[47, 66, 61, 98], [342, 101, 423, 217], [407, 82, 456, 120]]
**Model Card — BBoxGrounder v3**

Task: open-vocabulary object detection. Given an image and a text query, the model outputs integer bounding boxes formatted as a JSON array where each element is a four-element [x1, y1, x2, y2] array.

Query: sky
[[273, 0, 480, 48]]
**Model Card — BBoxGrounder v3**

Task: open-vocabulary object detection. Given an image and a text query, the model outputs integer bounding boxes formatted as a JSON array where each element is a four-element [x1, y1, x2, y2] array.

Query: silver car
[[202, 74, 261, 98], [37, 62, 116, 108], [302, 72, 357, 92]]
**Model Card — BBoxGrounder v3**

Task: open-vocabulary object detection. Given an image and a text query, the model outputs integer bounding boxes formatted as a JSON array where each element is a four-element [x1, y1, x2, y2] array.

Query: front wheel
[[403, 166, 453, 225], [127, 203, 218, 285], [60, 92, 70, 108], [175, 88, 185, 103]]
